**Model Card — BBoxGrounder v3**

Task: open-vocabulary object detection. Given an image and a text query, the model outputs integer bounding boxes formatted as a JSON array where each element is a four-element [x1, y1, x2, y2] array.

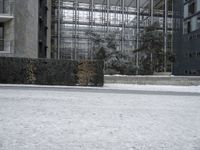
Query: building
[[51, 0, 172, 63], [173, 0, 200, 75], [0, 0, 174, 74], [0, 0, 50, 58]]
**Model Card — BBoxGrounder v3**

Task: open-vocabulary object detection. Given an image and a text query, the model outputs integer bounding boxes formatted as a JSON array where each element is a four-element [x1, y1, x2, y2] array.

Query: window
[[39, 0, 43, 9], [189, 2, 196, 15], [0, 24, 4, 51], [189, 52, 192, 58], [185, 70, 188, 74], [187, 21, 191, 33], [184, 22, 188, 34]]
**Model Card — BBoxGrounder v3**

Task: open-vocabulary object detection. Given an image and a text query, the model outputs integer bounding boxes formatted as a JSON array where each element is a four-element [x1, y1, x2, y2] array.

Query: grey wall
[[14, 0, 39, 58], [105, 75, 200, 86]]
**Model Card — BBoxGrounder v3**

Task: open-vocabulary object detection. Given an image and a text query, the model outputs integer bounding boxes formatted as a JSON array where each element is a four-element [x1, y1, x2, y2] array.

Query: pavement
[[0, 84, 200, 96], [0, 84, 200, 150]]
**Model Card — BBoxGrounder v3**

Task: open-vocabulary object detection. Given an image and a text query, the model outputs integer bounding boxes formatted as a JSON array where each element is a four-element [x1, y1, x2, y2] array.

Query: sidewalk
[[0, 83, 200, 94]]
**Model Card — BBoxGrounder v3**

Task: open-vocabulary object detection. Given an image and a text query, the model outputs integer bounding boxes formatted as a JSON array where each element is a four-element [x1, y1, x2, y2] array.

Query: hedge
[[0, 57, 104, 86]]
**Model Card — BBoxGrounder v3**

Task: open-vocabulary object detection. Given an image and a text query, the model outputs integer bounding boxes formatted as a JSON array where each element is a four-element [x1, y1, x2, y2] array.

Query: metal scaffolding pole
[[171, 0, 174, 53], [151, 0, 154, 24], [171, 0, 174, 72], [102, 0, 105, 36], [74, 0, 78, 60], [107, 0, 110, 32], [91, 0, 94, 60], [136, 0, 140, 75], [57, 0, 61, 59], [164, 0, 168, 72], [91, 0, 94, 28], [121, 0, 125, 51], [89, 0, 94, 60], [150, 0, 154, 70]]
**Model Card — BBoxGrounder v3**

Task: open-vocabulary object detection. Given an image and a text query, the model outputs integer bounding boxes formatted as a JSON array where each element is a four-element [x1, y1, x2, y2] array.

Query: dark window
[[185, 70, 188, 74], [192, 70, 196, 75], [38, 43, 43, 58], [187, 21, 191, 33], [189, 2, 196, 15], [0, 24, 3, 38], [44, 47, 47, 58], [39, 0, 42, 8], [189, 53, 192, 58], [0, 24, 4, 51], [38, 0, 47, 58]]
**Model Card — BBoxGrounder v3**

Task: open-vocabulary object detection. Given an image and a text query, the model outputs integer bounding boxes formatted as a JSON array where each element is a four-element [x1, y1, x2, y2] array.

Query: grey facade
[[173, 0, 200, 75], [0, 0, 50, 58]]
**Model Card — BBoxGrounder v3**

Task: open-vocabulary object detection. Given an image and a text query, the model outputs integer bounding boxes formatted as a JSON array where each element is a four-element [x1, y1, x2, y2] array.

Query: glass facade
[[51, 1, 137, 60], [52, 0, 172, 61]]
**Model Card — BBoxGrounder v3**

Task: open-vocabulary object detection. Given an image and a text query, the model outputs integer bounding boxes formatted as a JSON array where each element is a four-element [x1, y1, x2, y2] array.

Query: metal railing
[[0, 0, 15, 15], [0, 39, 13, 53]]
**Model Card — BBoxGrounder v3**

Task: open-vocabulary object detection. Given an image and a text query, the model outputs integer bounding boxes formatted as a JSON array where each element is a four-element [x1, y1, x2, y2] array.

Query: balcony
[[0, 0, 14, 23], [0, 39, 13, 53]]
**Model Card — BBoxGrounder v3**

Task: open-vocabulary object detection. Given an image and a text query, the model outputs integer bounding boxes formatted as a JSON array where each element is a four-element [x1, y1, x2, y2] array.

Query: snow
[[0, 85, 200, 150]]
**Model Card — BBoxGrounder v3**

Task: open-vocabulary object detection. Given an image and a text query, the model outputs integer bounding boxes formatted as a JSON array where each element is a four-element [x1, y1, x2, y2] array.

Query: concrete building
[[173, 0, 200, 75], [0, 0, 50, 58]]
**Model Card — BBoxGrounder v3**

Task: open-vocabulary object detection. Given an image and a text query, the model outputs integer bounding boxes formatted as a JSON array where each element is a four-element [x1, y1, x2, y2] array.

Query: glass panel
[[0, 25, 4, 51], [191, 16, 197, 31]]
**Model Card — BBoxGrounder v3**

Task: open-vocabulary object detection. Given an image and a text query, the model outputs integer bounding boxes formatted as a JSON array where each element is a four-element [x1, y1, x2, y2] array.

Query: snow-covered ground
[[0, 85, 200, 150]]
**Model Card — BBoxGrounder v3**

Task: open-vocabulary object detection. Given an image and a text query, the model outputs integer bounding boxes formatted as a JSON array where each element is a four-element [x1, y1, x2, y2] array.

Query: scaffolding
[[51, 0, 173, 69]]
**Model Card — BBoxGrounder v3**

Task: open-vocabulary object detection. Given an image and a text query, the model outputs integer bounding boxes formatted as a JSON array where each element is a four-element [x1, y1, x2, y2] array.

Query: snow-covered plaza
[[0, 84, 200, 150]]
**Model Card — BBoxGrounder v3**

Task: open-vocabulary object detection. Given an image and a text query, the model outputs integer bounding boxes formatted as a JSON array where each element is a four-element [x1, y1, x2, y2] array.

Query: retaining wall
[[105, 75, 200, 86]]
